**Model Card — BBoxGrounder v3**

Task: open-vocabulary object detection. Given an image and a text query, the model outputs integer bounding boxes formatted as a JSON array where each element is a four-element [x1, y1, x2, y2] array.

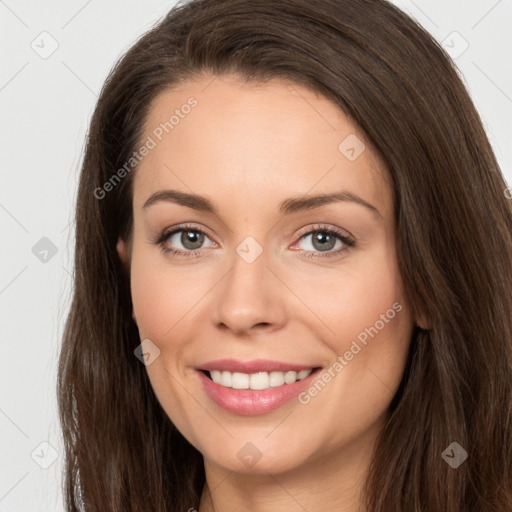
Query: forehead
[[132, 74, 391, 219]]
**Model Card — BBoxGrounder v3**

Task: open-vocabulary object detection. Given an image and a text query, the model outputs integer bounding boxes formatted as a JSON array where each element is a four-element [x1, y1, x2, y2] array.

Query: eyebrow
[[142, 189, 383, 219]]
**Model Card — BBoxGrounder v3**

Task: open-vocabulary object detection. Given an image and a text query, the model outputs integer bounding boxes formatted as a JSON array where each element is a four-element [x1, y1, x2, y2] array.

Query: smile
[[195, 359, 322, 415], [206, 369, 313, 390]]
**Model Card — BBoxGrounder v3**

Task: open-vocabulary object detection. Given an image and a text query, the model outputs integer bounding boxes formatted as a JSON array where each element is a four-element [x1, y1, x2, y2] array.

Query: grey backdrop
[[1, 0, 511, 510]]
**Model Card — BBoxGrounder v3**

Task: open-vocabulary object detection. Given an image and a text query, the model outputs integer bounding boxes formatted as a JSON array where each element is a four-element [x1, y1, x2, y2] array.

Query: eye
[[154, 224, 216, 257], [293, 224, 356, 259], [153, 222, 356, 260]]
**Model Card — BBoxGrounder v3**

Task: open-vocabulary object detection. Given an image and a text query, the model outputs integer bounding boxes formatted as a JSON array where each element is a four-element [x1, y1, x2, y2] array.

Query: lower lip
[[196, 369, 320, 416]]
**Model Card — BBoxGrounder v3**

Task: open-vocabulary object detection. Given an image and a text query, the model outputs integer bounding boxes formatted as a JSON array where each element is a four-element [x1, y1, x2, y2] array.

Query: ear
[[415, 309, 430, 331], [116, 237, 129, 265]]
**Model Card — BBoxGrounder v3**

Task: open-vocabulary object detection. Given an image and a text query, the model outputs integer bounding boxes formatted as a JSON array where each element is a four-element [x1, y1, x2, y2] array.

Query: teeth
[[297, 369, 312, 380], [249, 372, 269, 390], [232, 372, 249, 389], [221, 371, 232, 387], [269, 371, 285, 387], [208, 368, 313, 390], [284, 370, 297, 384]]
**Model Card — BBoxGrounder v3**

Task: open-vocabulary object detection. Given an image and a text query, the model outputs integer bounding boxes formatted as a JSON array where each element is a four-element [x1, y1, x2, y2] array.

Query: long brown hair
[[57, 0, 512, 510]]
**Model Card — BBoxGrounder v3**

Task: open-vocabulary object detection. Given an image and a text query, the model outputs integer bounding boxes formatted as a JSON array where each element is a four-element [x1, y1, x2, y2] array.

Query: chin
[[198, 433, 317, 476]]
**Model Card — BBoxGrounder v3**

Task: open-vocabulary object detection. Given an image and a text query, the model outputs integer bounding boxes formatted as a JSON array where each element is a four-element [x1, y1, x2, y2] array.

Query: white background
[[1, 1, 511, 510]]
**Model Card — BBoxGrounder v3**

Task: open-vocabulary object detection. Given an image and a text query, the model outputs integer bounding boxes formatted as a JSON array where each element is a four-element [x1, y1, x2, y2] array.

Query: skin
[[117, 74, 427, 512]]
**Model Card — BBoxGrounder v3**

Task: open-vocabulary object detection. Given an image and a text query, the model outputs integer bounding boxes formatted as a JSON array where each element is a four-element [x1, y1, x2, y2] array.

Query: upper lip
[[198, 359, 319, 373]]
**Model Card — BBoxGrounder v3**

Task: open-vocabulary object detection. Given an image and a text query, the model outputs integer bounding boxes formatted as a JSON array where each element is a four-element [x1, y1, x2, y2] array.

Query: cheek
[[303, 271, 412, 447], [131, 263, 174, 340], [129, 237, 188, 344], [309, 248, 413, 411], [129, 244, 213, 364], [294, 245, 407, 352], [334, 272, 404, 342], [129, 250, 202, 441], [326, 276, 412, 407]]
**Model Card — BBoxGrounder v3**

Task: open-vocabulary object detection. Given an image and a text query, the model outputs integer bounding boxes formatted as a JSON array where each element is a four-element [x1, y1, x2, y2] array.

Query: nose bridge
[[212, 233, 285, 334]]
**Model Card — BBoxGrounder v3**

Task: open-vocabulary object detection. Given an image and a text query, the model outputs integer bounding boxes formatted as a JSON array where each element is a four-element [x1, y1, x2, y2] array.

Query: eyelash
[[153, 223, 356, 260]]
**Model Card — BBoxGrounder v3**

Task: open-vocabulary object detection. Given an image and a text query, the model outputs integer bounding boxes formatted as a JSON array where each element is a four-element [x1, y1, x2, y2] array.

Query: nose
[[211, 242, 287, 336]]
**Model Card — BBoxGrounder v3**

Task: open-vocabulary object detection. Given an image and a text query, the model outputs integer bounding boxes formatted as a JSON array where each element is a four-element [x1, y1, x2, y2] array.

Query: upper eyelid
[[295, 223, 353, 239], [163, 223, 217, 243]]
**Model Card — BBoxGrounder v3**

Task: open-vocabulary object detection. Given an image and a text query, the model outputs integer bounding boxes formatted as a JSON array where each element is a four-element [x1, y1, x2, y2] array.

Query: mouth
[[199, 368, 318, 390], [195, 359, 323, 415]]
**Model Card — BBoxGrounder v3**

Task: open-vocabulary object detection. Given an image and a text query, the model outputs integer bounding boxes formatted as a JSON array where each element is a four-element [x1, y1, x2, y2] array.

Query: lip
[[198, 358, 316, 373], [195, 362, 322, 416]]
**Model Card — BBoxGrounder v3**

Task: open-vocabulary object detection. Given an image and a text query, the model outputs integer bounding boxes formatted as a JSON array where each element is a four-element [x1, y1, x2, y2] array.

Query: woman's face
[[118, 74, 423, 477]]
